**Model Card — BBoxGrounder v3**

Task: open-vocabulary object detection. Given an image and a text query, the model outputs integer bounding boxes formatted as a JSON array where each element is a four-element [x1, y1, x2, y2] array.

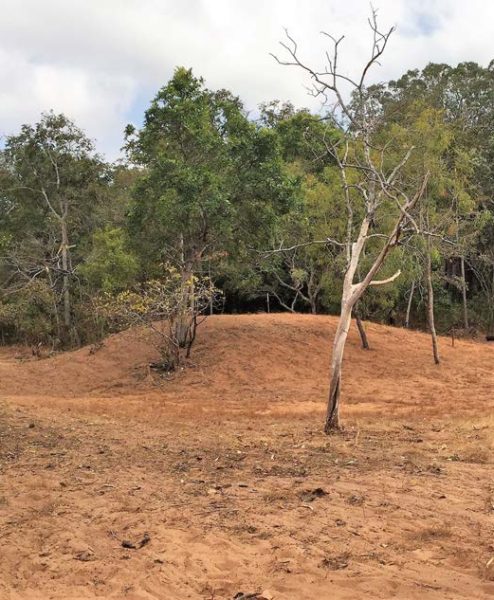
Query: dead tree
[[273, 12, 429, 432]]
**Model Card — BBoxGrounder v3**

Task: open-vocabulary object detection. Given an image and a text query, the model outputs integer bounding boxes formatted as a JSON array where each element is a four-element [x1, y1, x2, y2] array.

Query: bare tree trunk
[[405, 280, 415, 328], [325, 214, 400, 433], [209, 261, 214, 316], [175, 235, 194, 347], [324, 218, 371, 433], [46, 267, 62, 342], [185, 315, 197, 359], [307, 268, 319, 314], [460, 256, 469, 330], [323, 176, 427, 434], [425, 250, 440, 365], [176, 268, 193, 347], [325, 302, 353, 433], [355, 312, 370, 350], [60, 216, 71, 331]]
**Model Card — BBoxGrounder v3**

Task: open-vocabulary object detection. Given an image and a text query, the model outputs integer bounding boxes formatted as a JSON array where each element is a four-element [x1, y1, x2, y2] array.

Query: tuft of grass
[[460, 446, 490, 464], [409, 524, 452, 543]]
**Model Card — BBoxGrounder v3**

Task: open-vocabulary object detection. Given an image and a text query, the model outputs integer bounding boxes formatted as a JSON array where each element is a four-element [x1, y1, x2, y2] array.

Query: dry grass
[[409, 524, 453, 543], [1, 314, 494, 599]]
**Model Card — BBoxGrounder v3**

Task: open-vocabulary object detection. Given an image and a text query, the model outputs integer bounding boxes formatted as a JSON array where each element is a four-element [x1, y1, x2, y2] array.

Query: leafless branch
[[369, 269, 401, 286]]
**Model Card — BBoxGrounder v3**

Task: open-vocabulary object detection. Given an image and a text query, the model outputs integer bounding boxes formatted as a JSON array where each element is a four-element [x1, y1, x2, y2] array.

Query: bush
[[0, 280, 58, 346]]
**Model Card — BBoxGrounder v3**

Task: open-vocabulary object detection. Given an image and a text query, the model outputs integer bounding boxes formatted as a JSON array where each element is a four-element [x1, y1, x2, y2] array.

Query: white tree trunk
[[460, 256, 469, 330], [405, 280, 415, 328], [325, 220, 369, 432], [325, 301, 353, 432], [426, 250, 440, 364], [60, 216, 71, 330], [324, 207, 408, 433]]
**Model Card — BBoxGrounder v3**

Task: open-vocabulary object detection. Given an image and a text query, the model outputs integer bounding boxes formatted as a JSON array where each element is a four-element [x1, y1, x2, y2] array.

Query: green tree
[[80, 227, 138, 293], [125, 67, 293, 338], [1, 112, 107, 344]]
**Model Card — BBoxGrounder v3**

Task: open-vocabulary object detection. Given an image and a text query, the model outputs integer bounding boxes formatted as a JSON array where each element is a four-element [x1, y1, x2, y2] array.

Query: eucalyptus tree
[[256, 103, 341, 314], [380, 61, 494, 332], [1, 112, 107, 344], [273, 13, 430, 432]]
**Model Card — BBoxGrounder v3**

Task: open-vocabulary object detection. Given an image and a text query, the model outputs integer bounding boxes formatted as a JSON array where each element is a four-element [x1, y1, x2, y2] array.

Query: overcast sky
[[1, 0, 493, 159]]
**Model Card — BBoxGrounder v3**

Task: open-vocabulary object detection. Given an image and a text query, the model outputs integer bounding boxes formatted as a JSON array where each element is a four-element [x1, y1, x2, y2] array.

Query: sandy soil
[[0, 313, 493, 599]]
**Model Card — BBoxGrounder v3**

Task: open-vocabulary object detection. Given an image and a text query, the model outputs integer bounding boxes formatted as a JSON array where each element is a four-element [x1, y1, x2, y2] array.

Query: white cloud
[[0, 0, 492, 159]]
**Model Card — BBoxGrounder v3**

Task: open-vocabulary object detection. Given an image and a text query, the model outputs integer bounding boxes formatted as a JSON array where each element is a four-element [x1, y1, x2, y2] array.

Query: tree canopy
[[1, 61, 494, 347]]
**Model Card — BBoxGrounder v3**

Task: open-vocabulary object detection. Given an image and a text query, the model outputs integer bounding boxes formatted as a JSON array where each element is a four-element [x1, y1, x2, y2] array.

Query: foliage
[[80, 227, 138, 293], [1, 60, 494, 347], [0, 112, 108, 345], [0, 280, 57, 345], [96, 265, 220, 370], [125, 67, 296, 296]]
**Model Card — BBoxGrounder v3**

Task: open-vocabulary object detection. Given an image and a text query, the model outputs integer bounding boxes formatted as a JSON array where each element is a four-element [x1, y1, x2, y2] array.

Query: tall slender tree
[[273, 12, 430, 432]]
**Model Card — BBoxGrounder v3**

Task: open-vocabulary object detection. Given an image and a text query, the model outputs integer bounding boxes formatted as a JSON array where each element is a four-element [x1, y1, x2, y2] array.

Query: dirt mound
[[0, 325, 158, 398], [1, 314, 494, 599], [1, 313, 493, 420]]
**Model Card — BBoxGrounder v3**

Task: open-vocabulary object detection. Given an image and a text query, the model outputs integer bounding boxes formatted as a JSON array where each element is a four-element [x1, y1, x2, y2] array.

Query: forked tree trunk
[[405, 280, 415, 328], [460, 256, 469, 330], [325, 302, 353, 432], [324, 216, 372, 434], [324, 200, 416, 433], [425, 250, 440, 364]]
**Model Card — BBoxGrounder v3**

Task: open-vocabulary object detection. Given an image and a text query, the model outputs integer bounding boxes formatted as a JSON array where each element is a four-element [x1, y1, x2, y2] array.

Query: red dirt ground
[[0, 313, 493, 599]]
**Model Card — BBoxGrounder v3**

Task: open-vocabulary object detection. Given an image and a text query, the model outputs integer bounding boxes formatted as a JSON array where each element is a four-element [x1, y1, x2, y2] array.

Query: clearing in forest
[[0, 313, 493, 599]]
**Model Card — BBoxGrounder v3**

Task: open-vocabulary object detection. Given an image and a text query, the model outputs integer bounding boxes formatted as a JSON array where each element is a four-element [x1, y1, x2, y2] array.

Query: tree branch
[[368, 269, 401, 286]]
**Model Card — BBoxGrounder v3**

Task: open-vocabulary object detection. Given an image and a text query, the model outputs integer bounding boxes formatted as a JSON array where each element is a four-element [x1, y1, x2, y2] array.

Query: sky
[[1, 0, 493, 160]]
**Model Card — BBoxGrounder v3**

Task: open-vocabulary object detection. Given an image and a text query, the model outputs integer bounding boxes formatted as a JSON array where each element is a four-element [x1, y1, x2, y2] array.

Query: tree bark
[[460, 255, 469, 330], [175, 235, 196, 347], [325, 302, 353, 433], [355, 312, 370, 350], [325, 217, 371, 433], [426, 250, 440, 364], [46, 267, 62, 341], [307, 268, 319, 314], [60, 215, 71, 330], [324, 175, 426, 433], [176, 267, 194, 348], [405, 280, 415, 328]]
